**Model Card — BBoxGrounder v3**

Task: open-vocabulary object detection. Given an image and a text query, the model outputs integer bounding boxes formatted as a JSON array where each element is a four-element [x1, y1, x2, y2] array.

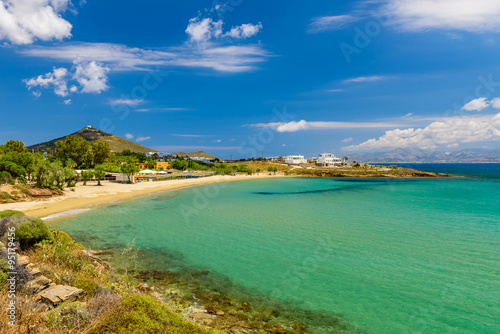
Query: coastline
[[0, 174, 285, 221]]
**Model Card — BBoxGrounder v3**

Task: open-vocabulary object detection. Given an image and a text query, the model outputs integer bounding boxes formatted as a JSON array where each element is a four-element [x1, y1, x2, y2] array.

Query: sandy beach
[[0, 174, 283, 221]]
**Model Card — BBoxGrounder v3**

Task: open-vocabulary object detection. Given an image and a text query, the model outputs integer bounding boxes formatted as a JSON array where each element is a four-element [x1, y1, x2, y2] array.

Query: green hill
[[27, 126, 157, 154], [172, 151, 219, 160]]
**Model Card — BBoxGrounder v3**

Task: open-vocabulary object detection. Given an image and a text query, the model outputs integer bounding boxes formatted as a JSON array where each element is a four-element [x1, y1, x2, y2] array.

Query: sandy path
[[0, 174, 283, 221]]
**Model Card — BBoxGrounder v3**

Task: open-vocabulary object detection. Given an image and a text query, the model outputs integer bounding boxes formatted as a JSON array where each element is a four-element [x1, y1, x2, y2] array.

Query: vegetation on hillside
[[0, 211, 222, 334]]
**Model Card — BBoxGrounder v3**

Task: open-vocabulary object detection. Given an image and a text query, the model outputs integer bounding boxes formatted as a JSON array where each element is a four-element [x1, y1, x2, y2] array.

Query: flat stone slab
[[25, 275, 52, 294], [16, 256, 30, 267], [38, 285, 85, 306]]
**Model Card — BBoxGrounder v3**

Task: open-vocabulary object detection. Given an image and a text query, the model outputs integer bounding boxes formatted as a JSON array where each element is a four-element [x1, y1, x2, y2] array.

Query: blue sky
[[1, 0, 500, 159]]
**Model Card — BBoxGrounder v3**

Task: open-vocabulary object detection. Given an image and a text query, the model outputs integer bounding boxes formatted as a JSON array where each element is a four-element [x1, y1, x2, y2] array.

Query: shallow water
[[52, 164, 500, 333]]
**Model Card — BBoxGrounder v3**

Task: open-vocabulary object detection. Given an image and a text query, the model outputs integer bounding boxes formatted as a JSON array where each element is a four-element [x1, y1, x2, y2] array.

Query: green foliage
[[0, 210, 25, 218], [55, 136, 110, 168], [146, 159, 156, 169], [0, 259, 8, 288], [1, 140, 26, 153], [15, 217, 54, 250], [121, 163, 139, 182], [0, 171, 11, 184], [94, 165, 106, 186], [92, 293, 219, 334], [0, 160, 27, 177], [17, 176, 27, 184], [46, 301, 92, 329], [81, 169, 94, 185], [7, 179, 14, 185]]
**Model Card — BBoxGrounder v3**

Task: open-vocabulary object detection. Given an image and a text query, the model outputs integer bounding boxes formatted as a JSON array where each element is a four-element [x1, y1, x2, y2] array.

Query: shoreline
[[0, 174, 285, 221]]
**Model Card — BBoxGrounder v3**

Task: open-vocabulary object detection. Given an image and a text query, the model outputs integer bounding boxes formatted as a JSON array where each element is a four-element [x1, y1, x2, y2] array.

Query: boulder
[[38, 285, 85, 306], [16, 255, 30, 267], [26, 264, 42, 277], [25, 275, 52, 294], [205, 305, 224, 316]]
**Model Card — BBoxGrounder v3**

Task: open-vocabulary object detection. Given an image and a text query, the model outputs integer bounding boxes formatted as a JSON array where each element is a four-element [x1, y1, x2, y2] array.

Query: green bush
[[17, 176, 27, 184], [15, 217, 54, 249], [7, 179, 15, 185], [0, 259, 9, 288], [91, 293, 219, 334], [0, 171, 10, 184], [0, 210, 25, 218]]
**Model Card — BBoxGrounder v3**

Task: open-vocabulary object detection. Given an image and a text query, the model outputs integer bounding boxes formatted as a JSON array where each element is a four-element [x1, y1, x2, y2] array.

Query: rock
[[26, 264, 42, 277], [190, 312, 214, 325], [136, 283, 154, 294], [16, 256, 30, 267], [38, 285, 85, 306], [191, 270, 210, 277], [25, 276, 52, 294], [205, 305, 224, 316]]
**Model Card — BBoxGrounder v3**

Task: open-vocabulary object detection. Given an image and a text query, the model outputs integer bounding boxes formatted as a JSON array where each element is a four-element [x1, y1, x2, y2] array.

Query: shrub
[[90, 293, 219, 334], [7, 179, 15, 185], [0, 210, 25, 219], [0, 171, 10, 184], [15, 217, 54, 249], [0, 259, 9, 288], [46, 301, 93, 329], [17, 176, 28, 184]]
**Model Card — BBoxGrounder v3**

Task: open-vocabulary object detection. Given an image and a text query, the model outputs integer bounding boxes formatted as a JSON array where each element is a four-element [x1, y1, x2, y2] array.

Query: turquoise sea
[[51, 164, 500, 333]]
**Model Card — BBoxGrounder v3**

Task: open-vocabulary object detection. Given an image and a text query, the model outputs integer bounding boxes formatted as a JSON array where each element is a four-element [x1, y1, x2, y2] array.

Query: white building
[[284, 155, 307, 164], [316, 153, 342, 167]]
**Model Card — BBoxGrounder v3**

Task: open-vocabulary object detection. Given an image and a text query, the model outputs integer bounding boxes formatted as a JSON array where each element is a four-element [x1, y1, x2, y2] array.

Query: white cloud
[[32, 91, 41, 98], [327, 89, 344, 92], [343, 75, 389, 84], [109, 99, 145, 106], [385, 0, 500, 33], [250, 120, 406, 132], [186, 17, 223, 43], [462, 97, 489, 112], [344, 113, 500, 151], [24, 67, 69, 96], [136, 136, 151, 142], [212, 139, 222, 143], [73, 61, 109, 94], [63, 99, 71, 104], [124, 133, 134, 139], [277, 120, 310, 132], [225, 23, 263, 39], [21, 42, 270, 73], [490, 97, 500, 109], [308, 15, 360, 33], [0, 0, 73, 44], [342, 137, 353, 143], [24, 61, 109, 97]]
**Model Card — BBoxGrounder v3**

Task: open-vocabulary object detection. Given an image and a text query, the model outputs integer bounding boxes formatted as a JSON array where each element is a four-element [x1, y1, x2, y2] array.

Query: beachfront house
[[316, 153, 342, 167], [284, 155, 307, 164]]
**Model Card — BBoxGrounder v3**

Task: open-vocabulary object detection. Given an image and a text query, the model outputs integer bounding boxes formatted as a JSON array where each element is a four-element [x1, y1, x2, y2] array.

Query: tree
[[63, 167, 77, 187], [65, 158, 77, 168], [146, 159, 156, 169], [94, 165, 106, 186], [56, 135, 91, 167], [2, 140, 26, 153], [344, 156, 349, 162], [0, 161, 27, 178], [121, 163, 139, 182], [81, 170, 94, 186], [92, 140, 111, 166]]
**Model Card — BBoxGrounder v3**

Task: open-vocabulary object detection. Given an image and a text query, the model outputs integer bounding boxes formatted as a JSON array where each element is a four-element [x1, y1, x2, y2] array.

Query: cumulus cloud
[[308, 15, 360, 33], [73, 61, 109, 94], [490, 97, 500, 109], [124, 133, 134, 139], [186, 17, 223, 43], [0, 0, 73, 44], [63, 99, 71, 104], [136, 136, 151, 142], [277, 120, 310, 133], [344, 113, 500, 151], [24, 61, 109, 97], [342, 137, 353, 143], [24, 67, 69, 96], [225, 23, 263, 39], [186, 14, 262, 43], [462, 97, 490, 112]]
